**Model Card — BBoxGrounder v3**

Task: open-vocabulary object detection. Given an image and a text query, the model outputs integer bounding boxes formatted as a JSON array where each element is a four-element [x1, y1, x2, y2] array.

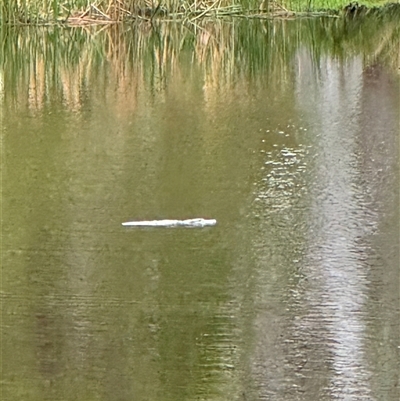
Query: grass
[[283, 0, 393, 12], [0, 0, 398, 24]]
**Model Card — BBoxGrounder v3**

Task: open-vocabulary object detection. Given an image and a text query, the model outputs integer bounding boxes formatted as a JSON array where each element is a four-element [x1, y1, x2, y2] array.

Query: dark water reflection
[[1, 16, 399, 401]]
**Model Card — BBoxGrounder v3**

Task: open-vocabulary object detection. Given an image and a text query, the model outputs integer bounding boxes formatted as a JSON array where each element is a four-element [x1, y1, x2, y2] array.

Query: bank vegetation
[[0, 0, 397, 24]]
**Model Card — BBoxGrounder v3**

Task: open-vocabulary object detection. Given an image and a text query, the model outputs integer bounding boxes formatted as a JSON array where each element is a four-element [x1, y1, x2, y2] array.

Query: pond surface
[[1, 15, 399, 401]]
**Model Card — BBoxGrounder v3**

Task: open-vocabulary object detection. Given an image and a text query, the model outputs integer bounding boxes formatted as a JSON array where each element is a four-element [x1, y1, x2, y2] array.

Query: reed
[[0, 0, 396, 24]]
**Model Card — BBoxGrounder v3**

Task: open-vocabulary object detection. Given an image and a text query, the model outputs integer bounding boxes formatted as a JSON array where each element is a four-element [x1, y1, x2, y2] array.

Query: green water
[[1, 16, 399, 401]]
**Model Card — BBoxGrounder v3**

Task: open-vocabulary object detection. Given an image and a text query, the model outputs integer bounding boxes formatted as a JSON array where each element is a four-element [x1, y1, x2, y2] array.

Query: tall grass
[[0, 0, 397, 24]]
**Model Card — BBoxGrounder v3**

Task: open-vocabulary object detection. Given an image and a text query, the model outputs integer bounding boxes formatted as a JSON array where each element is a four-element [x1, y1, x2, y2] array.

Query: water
[[1, 15, 399, 401]]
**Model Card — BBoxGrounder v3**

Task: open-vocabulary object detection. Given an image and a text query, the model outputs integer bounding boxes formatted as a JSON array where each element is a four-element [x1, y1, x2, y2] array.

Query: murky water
[[1, 15, 399, 401]]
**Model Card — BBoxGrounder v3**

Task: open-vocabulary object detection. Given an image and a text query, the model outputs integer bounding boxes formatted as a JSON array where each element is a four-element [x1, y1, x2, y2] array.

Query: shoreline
[[0, 1, 399, 26]]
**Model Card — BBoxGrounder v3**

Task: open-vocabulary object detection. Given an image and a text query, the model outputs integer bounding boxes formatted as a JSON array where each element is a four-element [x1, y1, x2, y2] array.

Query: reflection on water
[[249, 52, 399, 400], [2, 16, 399, 401], [298, 55, 376, 399]]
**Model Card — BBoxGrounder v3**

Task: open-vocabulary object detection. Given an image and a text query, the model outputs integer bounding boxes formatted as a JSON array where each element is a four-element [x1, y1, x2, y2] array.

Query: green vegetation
[[283, 0, 392, 11], [0, 0, 397, 24]]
